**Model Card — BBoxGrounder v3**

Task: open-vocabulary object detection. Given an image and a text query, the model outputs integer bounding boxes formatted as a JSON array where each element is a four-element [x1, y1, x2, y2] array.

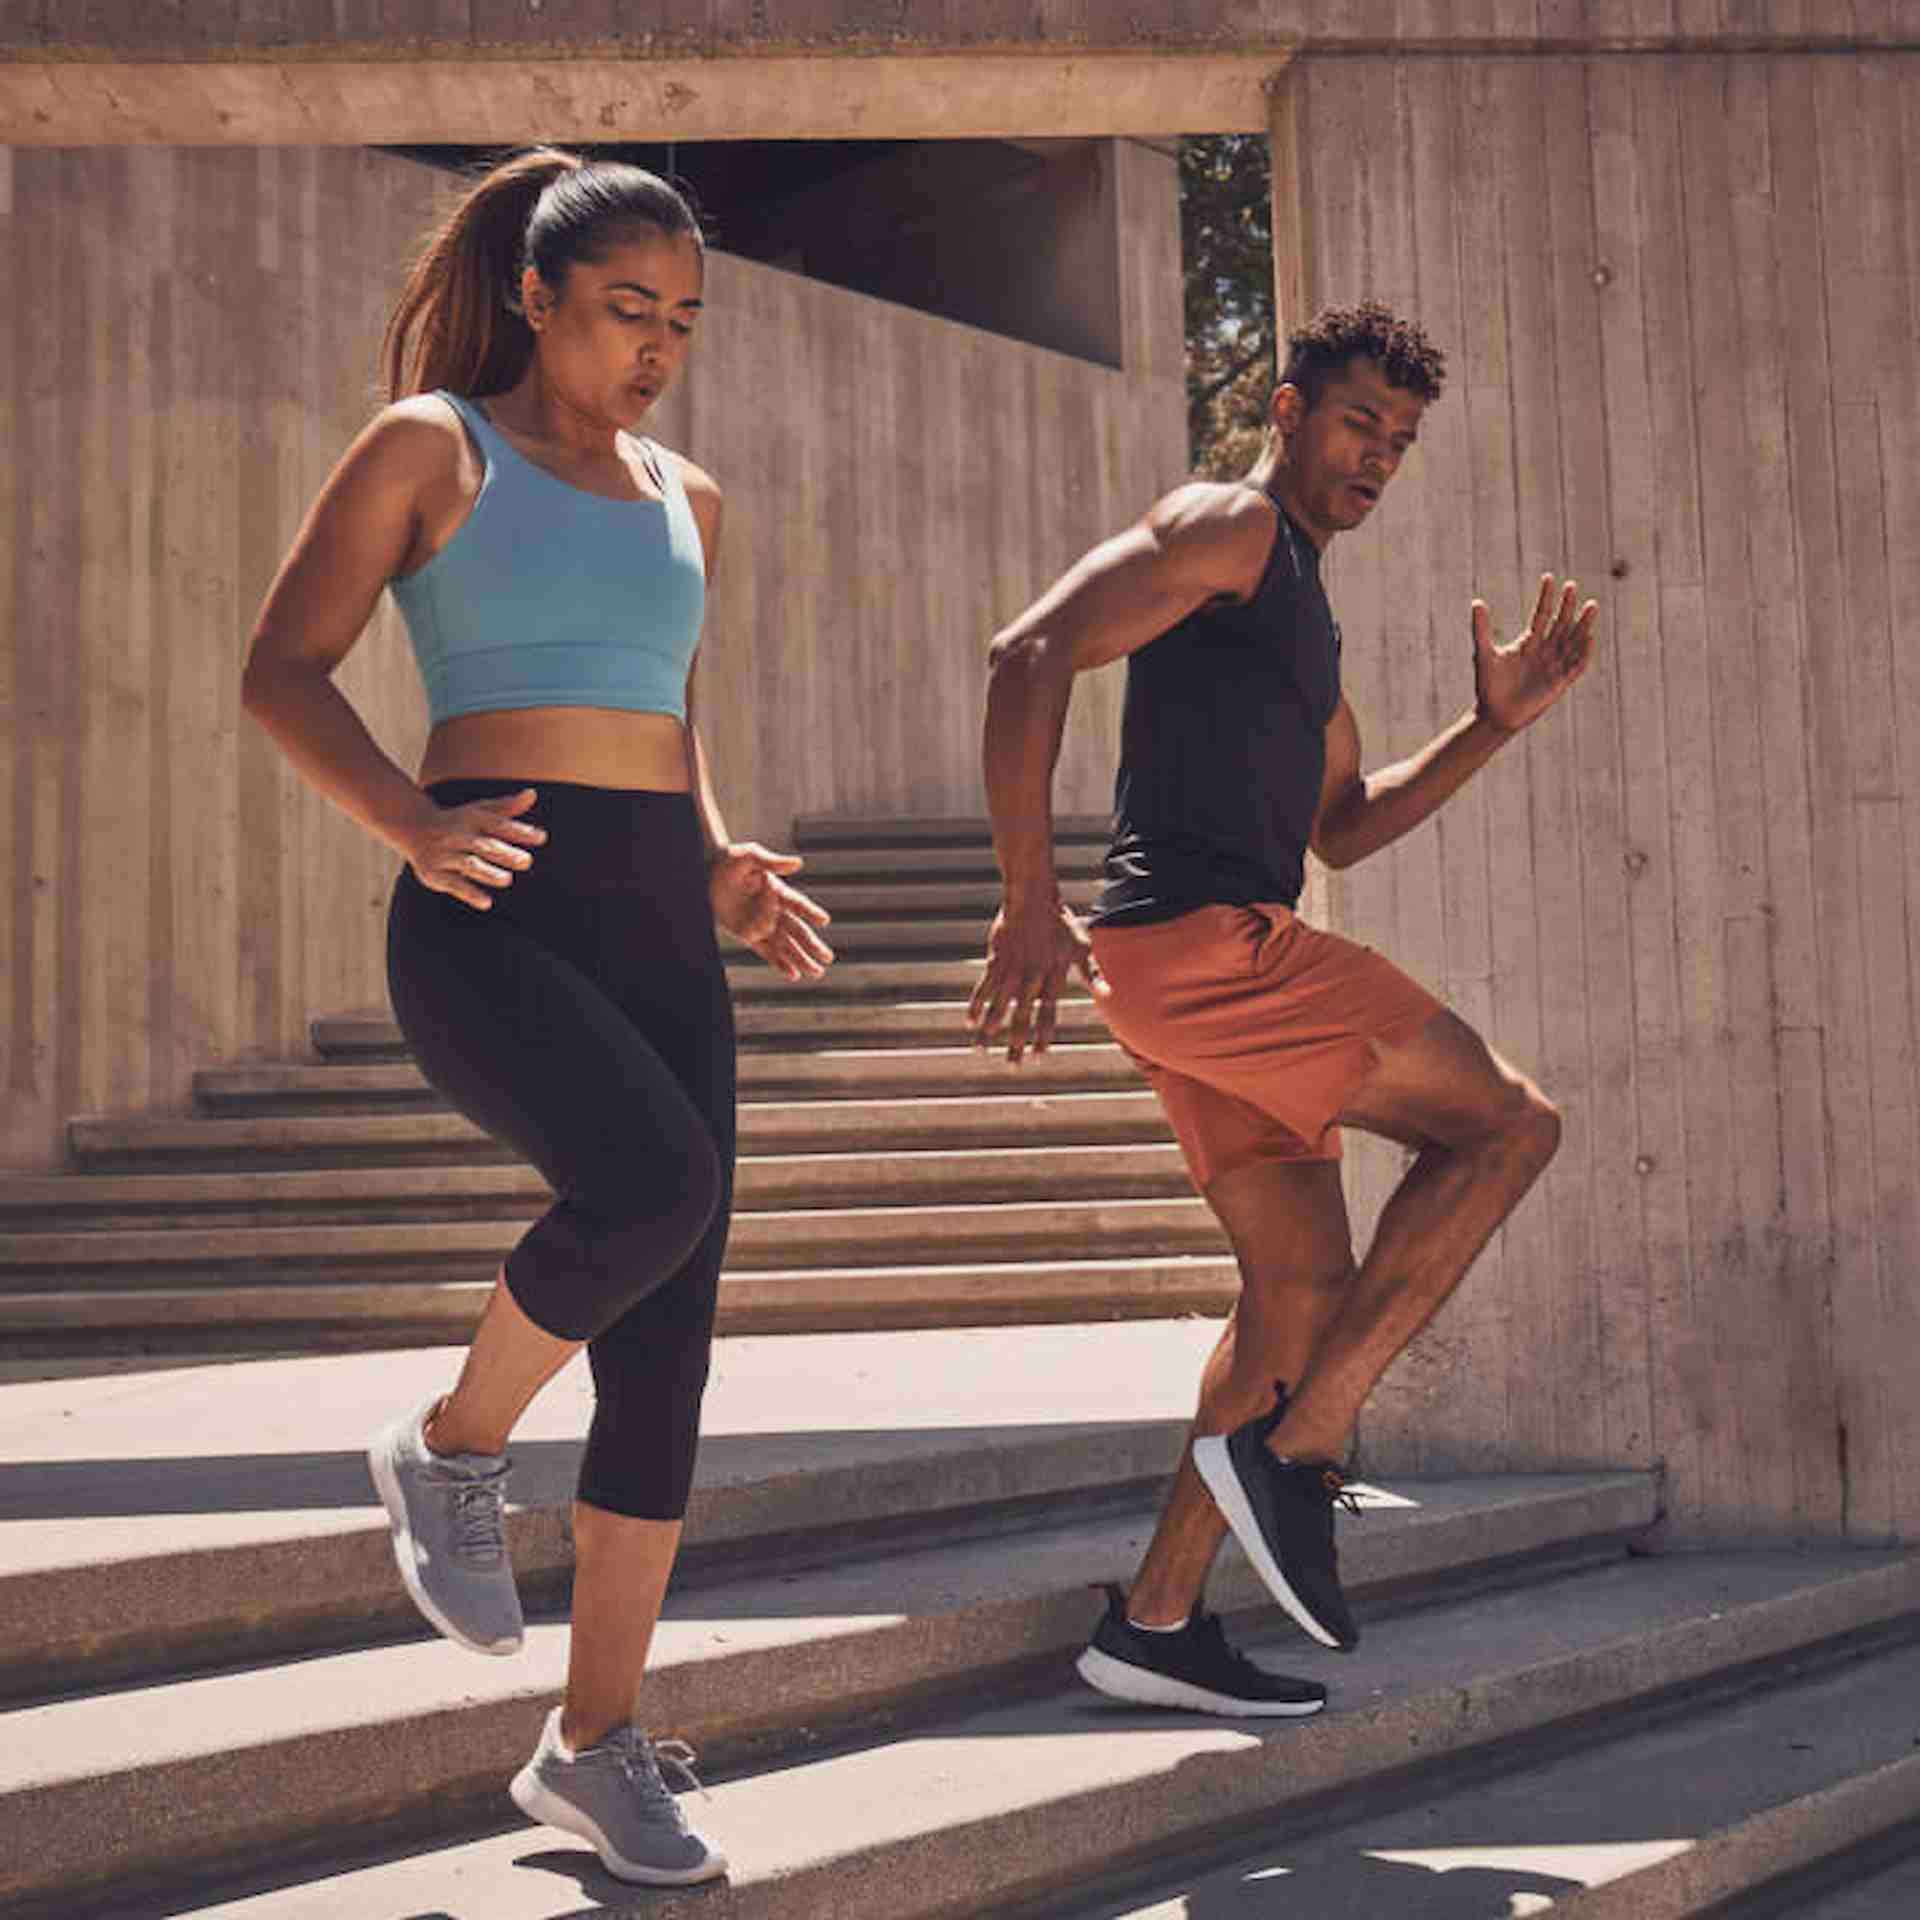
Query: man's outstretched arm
[[972, 487, 1267, 1060], [1312, 574, 1598, 872]]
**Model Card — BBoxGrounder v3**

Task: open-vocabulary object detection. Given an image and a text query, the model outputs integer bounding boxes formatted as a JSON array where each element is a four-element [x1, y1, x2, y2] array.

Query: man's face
[[1274, 356, 1426, 542]]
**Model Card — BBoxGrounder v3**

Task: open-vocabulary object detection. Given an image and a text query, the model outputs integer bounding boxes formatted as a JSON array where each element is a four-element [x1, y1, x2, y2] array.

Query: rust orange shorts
[[1089, 903, 1443, 1187]]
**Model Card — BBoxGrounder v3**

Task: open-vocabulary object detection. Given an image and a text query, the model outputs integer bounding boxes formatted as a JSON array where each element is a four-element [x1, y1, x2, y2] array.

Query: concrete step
[[3, 1458, 1662, 1916], [193, 1043, 1142, 1113], [728, 915, 991, 958], [313, 993, 1103, 1060], [790, 843, 1102, 882], [70, 1090, 1174, 1170], [0, 1144, 1193, 1229], [791, 813, 1109, 850], [1072, 1633, 1920, 1920], [794, 876, 1097, 920], [728, 958, 991, 999], [0, 1256, 1241, 1353], [0, 1197, 1223, 1280], [0, 1324, 1221, 1702], [65, 1547, 1919, 1920], [1769, 1835, 1920, 1918]]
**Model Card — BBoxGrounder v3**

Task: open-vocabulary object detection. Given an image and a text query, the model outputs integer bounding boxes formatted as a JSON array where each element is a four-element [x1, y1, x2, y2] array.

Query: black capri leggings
[[386, 779, 735, 1521]]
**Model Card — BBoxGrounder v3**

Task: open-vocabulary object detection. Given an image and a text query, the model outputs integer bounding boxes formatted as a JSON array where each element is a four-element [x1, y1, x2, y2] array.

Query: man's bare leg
[[1125, 1161, 1353, 1627], [1126, 1008, 1558, 1630], [1265, 1010, 1559, 1467]]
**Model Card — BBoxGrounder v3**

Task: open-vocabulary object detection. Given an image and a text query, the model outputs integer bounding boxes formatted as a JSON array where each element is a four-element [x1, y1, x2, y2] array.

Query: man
[[971, 303, 1596, 1716]]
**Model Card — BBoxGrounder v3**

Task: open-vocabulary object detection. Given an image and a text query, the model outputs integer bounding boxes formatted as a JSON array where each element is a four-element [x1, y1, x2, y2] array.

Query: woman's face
[[525, 226, 705, 428]]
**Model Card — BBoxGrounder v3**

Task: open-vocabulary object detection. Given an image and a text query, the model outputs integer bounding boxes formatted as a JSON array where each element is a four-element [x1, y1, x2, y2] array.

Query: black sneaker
[[1194, 1419, 1363, 1652], [1075, 1586, 1327, 1718]]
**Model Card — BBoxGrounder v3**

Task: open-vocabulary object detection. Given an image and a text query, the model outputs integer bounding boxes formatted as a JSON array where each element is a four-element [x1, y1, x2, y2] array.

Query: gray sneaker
[[510, 1706, 727, 1885], [368, 1402, 523, 1656]]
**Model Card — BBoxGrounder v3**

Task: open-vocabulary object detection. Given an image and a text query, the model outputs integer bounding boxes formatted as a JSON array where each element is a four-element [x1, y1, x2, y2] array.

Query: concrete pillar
[[1265, 61, 1310, 350]]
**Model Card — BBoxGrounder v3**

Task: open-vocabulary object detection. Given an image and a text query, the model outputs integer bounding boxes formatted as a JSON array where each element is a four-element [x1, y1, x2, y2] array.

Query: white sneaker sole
[[1076, 1646, 1324, 1718], [510, 1763, 728, 1886], [368, 1416, 522, 1658], [1193, 1433, 1346, 1651]]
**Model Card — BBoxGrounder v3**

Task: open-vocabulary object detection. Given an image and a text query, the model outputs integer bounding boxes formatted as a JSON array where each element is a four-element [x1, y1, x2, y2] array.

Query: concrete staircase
[[8, 818, 1920, 1918], [0, 818, 1237, 1360], [5, 1327, 1920, 1919]]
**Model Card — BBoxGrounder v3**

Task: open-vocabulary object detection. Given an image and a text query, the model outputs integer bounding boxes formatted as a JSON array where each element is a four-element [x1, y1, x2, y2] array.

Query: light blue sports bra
[[390, 391, 706, 727]]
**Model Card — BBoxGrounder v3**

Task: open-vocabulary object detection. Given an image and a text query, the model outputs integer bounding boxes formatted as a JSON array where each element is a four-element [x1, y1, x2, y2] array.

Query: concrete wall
[[0, 141, 1185, 1171], [1278, 52, 1920, 1546], [3, 148, 436, 1178]]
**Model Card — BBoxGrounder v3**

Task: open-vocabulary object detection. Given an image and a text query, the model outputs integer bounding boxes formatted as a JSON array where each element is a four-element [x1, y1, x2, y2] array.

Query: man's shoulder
[[1143, 481, 1280, 600]]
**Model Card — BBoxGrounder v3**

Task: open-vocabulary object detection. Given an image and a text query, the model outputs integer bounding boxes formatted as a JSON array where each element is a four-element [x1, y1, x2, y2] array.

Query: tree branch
[[1190, 341, 1270, 413]]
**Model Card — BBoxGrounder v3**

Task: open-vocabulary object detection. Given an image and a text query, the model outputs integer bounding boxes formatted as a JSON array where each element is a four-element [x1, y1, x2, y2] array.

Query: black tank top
[[1092, 493, 1341, 925]]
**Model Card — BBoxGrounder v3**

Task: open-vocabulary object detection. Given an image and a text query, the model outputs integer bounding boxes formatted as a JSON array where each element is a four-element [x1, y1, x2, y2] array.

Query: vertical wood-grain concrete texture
[[0, 142, 1185, 1171], [1270, 52, 1920, 1546], [3, 148, 437, 1178], [0, 5, 1907, 146]]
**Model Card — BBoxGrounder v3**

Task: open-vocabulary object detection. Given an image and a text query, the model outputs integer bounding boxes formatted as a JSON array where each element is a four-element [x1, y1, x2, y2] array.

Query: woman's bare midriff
[[417, 707, 692, 793]]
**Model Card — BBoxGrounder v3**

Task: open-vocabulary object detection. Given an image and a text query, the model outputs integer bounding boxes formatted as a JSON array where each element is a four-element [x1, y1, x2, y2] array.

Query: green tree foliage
[[1181, 133, 1274, 479]]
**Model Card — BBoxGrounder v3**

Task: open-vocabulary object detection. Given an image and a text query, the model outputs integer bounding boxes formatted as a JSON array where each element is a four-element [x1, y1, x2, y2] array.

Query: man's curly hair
[[1281, 302, 1446, 411]]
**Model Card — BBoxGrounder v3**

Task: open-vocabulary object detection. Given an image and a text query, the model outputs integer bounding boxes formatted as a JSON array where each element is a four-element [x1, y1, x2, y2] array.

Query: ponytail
[[383, 147, 705, 403]]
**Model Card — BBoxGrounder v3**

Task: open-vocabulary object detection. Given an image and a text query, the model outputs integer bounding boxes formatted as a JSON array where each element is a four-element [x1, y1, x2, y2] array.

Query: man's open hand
[[1474, 574, 1599, 734], [967, 899, 1103, 1064]]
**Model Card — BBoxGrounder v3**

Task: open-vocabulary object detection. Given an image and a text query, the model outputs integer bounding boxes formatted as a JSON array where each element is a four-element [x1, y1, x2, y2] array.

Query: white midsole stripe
[[1076, 1647, 1323, 1718], [1193, 1434, 1343, 1650]]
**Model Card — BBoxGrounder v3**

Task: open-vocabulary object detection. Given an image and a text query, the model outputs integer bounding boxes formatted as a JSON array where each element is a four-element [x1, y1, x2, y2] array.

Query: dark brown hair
[[383, 148, 705, 402], [1281, 302, 1446, 411]]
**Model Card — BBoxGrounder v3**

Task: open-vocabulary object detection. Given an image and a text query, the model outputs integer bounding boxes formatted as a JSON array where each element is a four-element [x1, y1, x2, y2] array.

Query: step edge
[[0, 1419, 1199, 1698], [4, 1536, 1900, 1919], [1546, 1748, 1920, 1919], [0, 1470, 1658, 1688]]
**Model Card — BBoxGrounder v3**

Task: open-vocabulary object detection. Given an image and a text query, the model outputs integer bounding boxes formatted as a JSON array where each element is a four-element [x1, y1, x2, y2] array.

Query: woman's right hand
[[401, 787, 548, 910]]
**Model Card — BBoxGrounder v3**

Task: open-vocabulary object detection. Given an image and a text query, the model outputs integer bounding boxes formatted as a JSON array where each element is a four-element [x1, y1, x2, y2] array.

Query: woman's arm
[[684, 700, 734, 858], [675, 463, 734, 857], [241, 401, 545, 910], [673, 456, 833, 980], [242, 406, 446, 847]]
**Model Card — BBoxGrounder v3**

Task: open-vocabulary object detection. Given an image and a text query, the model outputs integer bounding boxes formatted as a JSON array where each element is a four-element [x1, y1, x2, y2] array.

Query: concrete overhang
[[1, 3, 1907, 148], [0, 49, 1292, 146]]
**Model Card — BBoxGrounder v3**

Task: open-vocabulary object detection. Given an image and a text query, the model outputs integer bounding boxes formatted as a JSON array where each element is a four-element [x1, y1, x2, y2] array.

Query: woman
[[241, 148, 833, 1886]]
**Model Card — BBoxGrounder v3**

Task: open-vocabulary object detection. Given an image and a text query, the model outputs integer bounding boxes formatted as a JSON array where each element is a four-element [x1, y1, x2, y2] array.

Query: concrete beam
[[3, 3, 1911, 148], [3, 1, 1909, 65], [0, 50, 1285, 145]]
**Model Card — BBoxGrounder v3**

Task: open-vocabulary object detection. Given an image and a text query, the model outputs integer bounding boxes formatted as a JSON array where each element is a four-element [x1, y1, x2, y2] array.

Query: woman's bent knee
[[601, 1128, 724, 1268], [508, 1130, 726, 1340]]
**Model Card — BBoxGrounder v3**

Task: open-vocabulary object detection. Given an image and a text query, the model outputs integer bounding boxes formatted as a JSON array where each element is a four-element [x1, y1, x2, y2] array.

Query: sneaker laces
[[1320, 1466, 1365, 1519], [426, 1463, 509, 1568], [604, 1728, 707, 1829]]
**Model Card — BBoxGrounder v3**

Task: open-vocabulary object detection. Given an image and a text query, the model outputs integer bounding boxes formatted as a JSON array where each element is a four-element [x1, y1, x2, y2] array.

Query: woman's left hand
[[710, 843, 835, 980]]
